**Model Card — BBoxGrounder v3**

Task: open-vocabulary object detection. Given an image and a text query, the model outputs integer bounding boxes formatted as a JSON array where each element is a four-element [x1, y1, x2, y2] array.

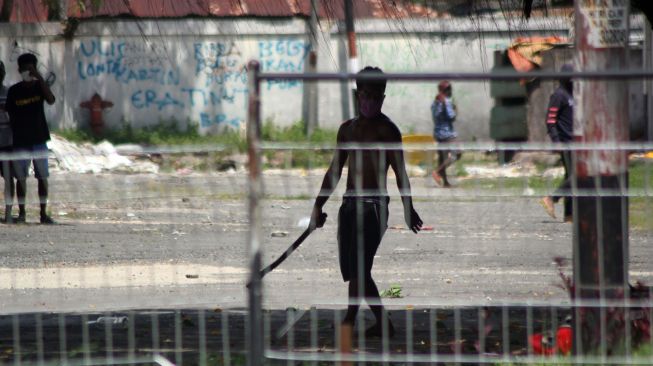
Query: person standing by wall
[[5, 53, 56, 224], [431, 81, 461, 187], [0, 60, 16, 223], [540, 64, 574, 223]]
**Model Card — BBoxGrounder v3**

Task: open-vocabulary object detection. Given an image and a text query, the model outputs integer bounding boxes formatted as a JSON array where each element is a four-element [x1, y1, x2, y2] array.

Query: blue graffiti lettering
[[199, 113, 241, 129], [78, 59, 179, 86], [258, 40, 310, 59], [181, 88, 207, 107], [131, 90, 184, 111], [194, 42, 242, 76], [79, 39, 125, 58]]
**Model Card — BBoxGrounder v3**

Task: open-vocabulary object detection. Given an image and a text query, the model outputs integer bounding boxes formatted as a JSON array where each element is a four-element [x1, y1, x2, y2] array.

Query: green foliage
[[380, 284, 403, 298], [261, 120, 337, 168]]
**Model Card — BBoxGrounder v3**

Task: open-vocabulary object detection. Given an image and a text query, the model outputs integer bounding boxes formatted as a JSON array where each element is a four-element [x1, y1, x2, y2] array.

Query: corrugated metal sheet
[[0, 0, 565, 23], [0, 0, 451, 22], [0, 0, 48, 23]]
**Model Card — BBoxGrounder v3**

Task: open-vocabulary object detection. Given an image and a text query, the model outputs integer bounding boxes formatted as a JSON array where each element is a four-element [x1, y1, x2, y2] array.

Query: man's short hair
[[17, 53, 38, 68], [356, 66, 386, 94]]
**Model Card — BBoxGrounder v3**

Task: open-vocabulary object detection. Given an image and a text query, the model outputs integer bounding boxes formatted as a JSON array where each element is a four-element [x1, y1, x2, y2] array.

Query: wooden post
[[573, 0, 630, 355]]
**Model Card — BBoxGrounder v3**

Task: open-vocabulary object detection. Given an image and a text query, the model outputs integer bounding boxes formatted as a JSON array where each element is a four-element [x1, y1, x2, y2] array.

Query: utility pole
[[646, 20, 653, 141], [573, 0, 630, 355], [303, 0, 319, 136], [344, 0, 358, 117]]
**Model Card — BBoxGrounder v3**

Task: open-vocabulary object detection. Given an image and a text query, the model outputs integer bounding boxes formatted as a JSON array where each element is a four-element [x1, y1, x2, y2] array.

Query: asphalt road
[[0, 170, 651, 314]]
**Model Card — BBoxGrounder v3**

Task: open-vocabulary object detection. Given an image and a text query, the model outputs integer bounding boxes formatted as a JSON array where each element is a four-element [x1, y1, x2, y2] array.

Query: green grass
[[57, 120, 247, 150], [261, 120, 337, 168], [453, 158, 652, 232], [629, 160, 653, 232]]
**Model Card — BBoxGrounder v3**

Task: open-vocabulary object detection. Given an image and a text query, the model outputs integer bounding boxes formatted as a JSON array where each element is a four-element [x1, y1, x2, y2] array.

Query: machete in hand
[[248, 213, 326, 287]]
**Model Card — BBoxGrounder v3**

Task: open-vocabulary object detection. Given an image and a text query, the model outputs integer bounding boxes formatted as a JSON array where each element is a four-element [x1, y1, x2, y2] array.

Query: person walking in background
[[540, 64, 574, 223], [431, 80, 461, 187], [0, 61, 16, 223], [5, 53, 56, 224]]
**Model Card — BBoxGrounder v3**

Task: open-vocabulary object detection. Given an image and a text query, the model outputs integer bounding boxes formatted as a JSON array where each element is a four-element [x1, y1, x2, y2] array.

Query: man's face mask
[[357, 89, 384, 118], [20, 70, 33, 82]]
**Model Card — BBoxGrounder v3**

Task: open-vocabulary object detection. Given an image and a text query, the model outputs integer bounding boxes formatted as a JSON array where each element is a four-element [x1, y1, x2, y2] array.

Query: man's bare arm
[[387, 125, 423, 233], [314, 128, 348, 209], [310, 126, 348, 229]]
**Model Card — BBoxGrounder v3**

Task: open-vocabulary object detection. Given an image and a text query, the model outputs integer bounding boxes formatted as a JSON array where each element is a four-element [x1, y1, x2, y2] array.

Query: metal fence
[[0, 60, 652, 366], [244, 63, 653, 365]]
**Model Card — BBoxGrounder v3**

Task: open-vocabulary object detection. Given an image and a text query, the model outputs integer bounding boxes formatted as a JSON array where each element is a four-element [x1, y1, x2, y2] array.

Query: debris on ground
[[48, 134, 159, 174]]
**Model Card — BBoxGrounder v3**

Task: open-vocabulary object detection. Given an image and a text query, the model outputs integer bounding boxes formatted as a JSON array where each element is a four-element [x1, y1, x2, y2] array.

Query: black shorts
[[337, 197, 389, 282]]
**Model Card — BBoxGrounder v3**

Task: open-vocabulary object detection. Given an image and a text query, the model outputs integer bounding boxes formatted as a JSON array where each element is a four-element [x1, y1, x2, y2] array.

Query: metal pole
[[344, 0, 358, 117], [246, 60, 264, 366], [646, 20, 653, 141], [303, 0, 319, 136], [573, 0, 630, 355]]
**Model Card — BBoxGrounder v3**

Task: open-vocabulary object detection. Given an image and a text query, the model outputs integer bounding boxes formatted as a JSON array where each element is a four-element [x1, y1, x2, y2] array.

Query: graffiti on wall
[[75, 38, 310, 130]]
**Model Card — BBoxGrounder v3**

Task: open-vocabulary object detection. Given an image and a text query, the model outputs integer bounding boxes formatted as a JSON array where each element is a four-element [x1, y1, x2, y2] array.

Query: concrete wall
[[0, 17, 575, 139]]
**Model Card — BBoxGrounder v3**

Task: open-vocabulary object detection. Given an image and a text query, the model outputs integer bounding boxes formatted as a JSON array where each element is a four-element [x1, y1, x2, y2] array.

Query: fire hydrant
[[80, 93, 113, 136]]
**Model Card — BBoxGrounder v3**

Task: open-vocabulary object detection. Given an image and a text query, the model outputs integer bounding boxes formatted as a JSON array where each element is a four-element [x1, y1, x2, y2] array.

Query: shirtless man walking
[[309, 66, 423, 337]]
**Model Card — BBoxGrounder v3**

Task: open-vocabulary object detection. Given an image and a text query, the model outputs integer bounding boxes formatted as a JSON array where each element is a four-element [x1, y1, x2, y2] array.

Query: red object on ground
[[80, 93, 113, 136], [556, 326, 572, 355], [529, 326, 573, 356]]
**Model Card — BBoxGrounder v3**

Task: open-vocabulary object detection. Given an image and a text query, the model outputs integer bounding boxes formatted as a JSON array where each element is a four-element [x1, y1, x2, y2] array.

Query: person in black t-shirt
[[0, 60, 17, 224], [540, 64, 574, 223], [5, 53, 56, 224]]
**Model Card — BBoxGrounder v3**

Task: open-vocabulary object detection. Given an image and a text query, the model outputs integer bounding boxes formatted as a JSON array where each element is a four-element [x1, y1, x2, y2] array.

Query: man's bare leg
[[343, 280, 361, 325], [364, 276, 395, 338]]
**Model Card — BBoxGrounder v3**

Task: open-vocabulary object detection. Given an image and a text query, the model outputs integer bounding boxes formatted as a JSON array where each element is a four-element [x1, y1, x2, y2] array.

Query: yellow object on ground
[[645, 151, 653, 159], [402, 134, 436, 166]]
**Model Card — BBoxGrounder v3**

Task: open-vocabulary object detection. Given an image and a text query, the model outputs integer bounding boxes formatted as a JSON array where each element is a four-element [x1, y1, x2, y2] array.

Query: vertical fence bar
[[406, 306, 414, 364], [12, 315, 20, 366], [35, 313, 44, 366], [58, 313, 67, 366], [174, 310, 182, 366], [429, 308, 437, 359], [199, 310, 207, 366], [128, 312, 136, 364], [247, 60, 264, 366], [104, 312, 114, 366], [151, 312, 160, 357], [222, 311, 231, 366], [310, 307, 318, 366], [502, 305, 509, 362], [81, 314, 90, 365]]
